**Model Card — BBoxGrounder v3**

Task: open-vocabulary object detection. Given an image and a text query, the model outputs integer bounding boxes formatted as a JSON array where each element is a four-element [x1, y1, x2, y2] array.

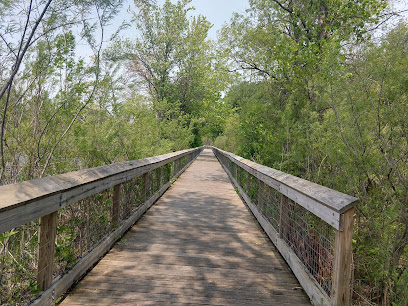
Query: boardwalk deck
[[60, 149, 310, 305]]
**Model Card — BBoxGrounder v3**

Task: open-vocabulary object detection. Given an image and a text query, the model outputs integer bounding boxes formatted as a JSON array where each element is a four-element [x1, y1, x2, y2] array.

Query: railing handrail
[[212, 147, 358, 230], [0, 148, 198, 233]]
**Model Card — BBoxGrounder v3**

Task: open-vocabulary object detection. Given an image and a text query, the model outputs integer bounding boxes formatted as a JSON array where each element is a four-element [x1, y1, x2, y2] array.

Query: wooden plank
[[37, 211, 57, 291], [331, 208, 354, 305], [76, 274, 302, 288], [69, 284, 307, 301], [62, 290, 310, 306], [100, 253, 287, 271], [0, 147, 203, 233], [31, 152, 200, 306]]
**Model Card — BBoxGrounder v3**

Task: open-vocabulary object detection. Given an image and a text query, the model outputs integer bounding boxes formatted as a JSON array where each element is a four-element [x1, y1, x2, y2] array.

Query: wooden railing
[[0, 147, 203, 305], [212, 147, 358, 306]]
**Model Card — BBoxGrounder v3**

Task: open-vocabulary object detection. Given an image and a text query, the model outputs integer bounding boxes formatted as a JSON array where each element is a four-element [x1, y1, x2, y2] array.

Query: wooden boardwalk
[[61, 149, 310, 305]]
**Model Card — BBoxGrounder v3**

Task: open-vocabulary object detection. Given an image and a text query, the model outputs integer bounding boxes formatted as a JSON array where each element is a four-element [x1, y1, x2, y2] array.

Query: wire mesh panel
[[161, 162, 173, 185], [120, 176, 144, 221], [54, 188, 114, 276], [280, 199, 335, 296], [236, 164, 246, 192], [258, 183, 281, 230], [0, 223, 39, 305], [247, 173, 259, 204]]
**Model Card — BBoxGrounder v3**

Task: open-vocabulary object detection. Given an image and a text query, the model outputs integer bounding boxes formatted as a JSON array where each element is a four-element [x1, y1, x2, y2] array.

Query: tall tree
[[110, 0, 227, 146]]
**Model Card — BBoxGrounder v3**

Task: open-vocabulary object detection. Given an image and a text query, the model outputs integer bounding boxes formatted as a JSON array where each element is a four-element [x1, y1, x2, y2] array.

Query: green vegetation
[[215, 1, 408, 304], [0, 0, 407, 304]]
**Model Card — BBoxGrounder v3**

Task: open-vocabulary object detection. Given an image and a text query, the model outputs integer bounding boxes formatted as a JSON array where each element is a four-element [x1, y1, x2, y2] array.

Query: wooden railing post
[[279, 194, 288, 239], [112, 184, 121, 225], [332, 208, 354, 306], [37, 211, 57, 291]]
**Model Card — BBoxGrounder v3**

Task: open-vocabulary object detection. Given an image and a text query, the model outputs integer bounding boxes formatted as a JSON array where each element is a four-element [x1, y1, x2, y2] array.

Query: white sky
[[113, 0, 249, 40], [178, 0, 249, 39]]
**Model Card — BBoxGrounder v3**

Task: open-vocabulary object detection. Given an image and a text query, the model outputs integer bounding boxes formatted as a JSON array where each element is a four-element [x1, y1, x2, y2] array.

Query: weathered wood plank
[[332, 208, 354, 305], [76, 274, 302, 289], [37, 212, 57, 291]]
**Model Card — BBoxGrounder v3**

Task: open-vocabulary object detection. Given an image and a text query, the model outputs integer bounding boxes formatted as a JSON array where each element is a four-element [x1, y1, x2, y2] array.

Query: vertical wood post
[[332, 208, 354, 306], [279, 194, 288, 239], [234, 163, 237, 179], [142, 172, 149, 202], [37, 211, 57, 291], [112, 184, 121, 225]]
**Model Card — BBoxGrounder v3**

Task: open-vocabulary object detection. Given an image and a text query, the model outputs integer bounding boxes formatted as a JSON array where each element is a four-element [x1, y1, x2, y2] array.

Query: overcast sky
[[114, 0, 250, 40], [178, 0, 249, 39]]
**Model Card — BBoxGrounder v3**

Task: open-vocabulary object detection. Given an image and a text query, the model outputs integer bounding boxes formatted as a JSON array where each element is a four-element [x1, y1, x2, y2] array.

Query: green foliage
[[218, 0, 407, 302], [107, 0, 228, 143]]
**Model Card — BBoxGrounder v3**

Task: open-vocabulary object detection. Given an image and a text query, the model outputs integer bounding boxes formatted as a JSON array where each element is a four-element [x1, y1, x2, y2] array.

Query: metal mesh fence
[[120, 177, 144, 220], [0, 223, 39, 305], [54, 188, 114, 277], [0, 149, 201, 305], [280, 198, 335, 296], [215, 150, 336, 297], [258, 183, 281, 230]]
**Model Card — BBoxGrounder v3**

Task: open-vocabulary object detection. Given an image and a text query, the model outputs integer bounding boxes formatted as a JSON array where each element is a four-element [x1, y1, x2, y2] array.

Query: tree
[[109, 0, 227, 145], [0, 0, 123, 184]]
